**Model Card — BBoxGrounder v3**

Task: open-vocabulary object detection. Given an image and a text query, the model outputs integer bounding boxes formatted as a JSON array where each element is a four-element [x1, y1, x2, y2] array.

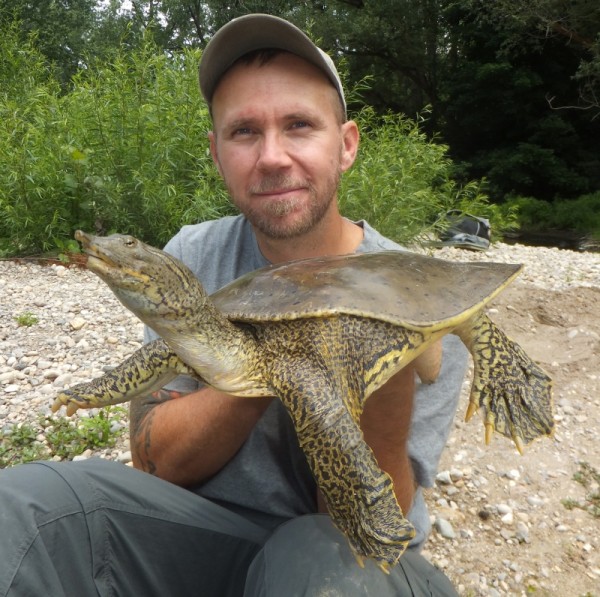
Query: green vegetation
[[0, 25, 497, 255], [501, 194, 600, 240], [0, 2, 598, 254], [0, 422, 46, 466], [0, 408, 127, 468], [0, 28, 231, 256], [340, 108, 512, 243], [561, 461, 600, 518], [14, 312, 39, 327]]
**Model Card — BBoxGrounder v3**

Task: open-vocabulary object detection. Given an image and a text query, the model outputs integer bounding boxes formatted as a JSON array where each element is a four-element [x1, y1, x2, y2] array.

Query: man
[[0, 14, 467, 596]]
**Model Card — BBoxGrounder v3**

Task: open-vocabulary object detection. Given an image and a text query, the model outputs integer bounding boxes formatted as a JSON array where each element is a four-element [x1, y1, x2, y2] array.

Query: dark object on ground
[[439, 210, 491, 251]]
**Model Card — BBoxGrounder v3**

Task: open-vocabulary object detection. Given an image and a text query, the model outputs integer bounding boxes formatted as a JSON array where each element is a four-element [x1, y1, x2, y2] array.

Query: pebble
[[422, 241, 600, 290], [496, 503, 512, 516], [515, 522, 530, 544], [70, 316, 87, 330], [72, 449, 93, 461], [117, 450, 132, 464], [436, 470, 453, 485], [434, 517, 457, 539], [527, 495, 545, 507]]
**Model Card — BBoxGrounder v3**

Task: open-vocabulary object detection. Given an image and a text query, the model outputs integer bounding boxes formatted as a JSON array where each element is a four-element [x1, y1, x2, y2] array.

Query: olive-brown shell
[[211, 251, 521, 331]]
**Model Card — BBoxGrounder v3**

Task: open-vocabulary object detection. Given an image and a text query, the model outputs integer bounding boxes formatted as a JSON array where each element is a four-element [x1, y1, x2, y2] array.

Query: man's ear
[[208, 131, 223, 177], [340, 120, 359, 173]]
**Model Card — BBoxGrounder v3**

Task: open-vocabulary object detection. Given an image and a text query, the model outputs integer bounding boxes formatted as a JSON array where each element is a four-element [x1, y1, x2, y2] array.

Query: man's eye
[[291, 121, 310, 129], [233, 128, 252, 136]]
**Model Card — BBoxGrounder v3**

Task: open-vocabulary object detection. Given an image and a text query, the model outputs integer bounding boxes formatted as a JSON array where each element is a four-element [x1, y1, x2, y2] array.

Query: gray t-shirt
[[145, 215, 468, 548]]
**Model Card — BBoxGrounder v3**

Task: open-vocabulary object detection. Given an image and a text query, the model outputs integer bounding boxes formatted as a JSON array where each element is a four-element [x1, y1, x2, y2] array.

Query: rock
[[496, 503, 512, 516], [0, 371, 16, 384], [72, 449, 93, 461], [449, 468, 464, 481], [527, 495, 545, 507], [434, 517, 456, 539], [70, 316, 87, 330], [504, 469, 520, 481], [43, 369, 60, 380], [499, 529, 513, 541], [515, 522, 530, 543], [52, 373, 73, 388], [436, 470, 453, 485], [117, 450, 132, 464]]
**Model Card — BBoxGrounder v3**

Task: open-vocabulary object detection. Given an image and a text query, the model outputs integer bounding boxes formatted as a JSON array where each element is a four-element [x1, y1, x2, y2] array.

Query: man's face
[[209, 53, 358, 240]]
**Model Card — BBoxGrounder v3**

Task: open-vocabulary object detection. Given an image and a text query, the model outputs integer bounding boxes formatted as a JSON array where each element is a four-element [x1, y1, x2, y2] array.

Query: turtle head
[[75, 230, 208, 327]]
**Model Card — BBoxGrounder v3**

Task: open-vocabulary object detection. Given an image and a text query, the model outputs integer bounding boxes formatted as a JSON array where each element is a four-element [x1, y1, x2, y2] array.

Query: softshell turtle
[[52, 231, 554, 570]]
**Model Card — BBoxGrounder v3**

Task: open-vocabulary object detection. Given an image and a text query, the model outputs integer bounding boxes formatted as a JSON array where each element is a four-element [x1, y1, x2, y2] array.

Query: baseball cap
[[199, 14, 346, 115]]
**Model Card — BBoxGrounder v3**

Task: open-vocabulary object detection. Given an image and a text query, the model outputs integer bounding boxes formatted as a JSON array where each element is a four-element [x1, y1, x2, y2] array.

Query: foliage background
[[0, 0, 599, 255]]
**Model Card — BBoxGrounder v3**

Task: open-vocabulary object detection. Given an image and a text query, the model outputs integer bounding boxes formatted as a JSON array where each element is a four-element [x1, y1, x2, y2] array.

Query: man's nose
[[256, 132, 293, 171]]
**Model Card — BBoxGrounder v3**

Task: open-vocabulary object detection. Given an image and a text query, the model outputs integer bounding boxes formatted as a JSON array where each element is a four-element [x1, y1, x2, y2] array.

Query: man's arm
[[360, 366, 416, 514], [130, 387, 272, 486], [131, 366, 415, 508]]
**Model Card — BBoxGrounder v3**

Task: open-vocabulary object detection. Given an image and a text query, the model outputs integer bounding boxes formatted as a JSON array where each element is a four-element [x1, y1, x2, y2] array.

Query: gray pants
[[0, 459, 457, 596]]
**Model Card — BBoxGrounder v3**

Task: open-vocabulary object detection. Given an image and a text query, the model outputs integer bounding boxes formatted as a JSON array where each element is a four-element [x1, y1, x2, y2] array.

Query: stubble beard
[[233, 169, 341, 240]]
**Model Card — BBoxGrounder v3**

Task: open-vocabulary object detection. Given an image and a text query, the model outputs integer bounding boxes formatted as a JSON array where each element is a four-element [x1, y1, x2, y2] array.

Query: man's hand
[[130, 387, 272, 486], [413, 341, 443, 384]]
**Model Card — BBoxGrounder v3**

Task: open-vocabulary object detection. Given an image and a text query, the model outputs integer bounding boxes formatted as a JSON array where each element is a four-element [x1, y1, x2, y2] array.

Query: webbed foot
[[463, 314, 554, 451]]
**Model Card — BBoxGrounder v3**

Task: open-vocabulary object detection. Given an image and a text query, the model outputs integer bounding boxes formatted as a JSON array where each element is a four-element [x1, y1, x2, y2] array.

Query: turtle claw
[[378, 561, 392, 575], [465, 400, 478, 422], [484, 418, 526, 455], [66, 401, 82, 416], [351, 549, 394, 575], [51, 393, 86, 416], [352, 552, 366, 569], [513, 434, 525, 455]]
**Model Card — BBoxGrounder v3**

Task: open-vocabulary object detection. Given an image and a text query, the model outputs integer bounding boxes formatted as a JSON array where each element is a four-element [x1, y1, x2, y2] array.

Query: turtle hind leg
[[458, 312, 554, 451], [265, 350, 415, 565]]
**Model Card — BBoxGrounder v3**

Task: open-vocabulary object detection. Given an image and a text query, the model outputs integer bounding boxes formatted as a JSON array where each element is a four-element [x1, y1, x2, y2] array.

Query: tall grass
[[341, 107, 500, 244], [0, 23, 499, 256], [0, 29, 231, 256]]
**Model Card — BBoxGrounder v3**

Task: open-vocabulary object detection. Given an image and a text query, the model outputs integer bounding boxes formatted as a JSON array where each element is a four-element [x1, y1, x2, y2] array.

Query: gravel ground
[[1, 241, 599, 596]]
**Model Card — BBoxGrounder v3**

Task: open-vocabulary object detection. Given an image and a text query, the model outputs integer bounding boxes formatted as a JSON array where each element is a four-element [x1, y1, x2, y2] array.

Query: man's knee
[[244, 514, 458, 596]]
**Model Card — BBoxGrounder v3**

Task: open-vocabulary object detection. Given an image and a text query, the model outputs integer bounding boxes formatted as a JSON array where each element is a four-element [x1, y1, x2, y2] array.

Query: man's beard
[[233, 170, 341, 240]]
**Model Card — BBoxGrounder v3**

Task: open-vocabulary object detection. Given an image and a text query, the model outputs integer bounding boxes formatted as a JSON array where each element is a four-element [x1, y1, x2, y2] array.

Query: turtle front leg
[[456, 311, 554, 453], [52, 339, 193, 415]]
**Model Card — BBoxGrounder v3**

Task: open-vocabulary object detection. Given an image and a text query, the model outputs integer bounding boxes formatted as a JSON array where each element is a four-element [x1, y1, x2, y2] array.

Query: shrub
[[0, 28, 231, 256], [0, 23, 64, 255], [0, 25, 498, 255], [340, 108, 505, 244], [501, 193, 600, 239]]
